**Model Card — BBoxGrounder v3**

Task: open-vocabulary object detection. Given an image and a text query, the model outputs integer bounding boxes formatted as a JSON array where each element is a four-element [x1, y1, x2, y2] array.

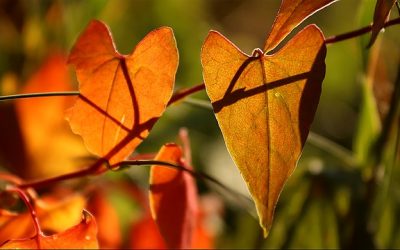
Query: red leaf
[[129, 215, 166, 249], [149, 144, 198, 249]]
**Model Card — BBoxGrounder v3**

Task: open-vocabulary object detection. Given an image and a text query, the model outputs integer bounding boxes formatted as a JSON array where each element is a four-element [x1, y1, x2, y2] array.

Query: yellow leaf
[[149, 144, 198, 249], [201, 25, 326, 236]]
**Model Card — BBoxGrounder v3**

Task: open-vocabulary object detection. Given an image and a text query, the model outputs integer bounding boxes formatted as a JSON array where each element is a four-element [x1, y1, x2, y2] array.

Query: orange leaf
[[6, 54, 88, 179], [149, 144, 198, 249], [368, 0, 396, 47], [67, 20, 178, 165], [264, 0, 337, 52], [0, 192, 86, 245], [191, 214, 214, 249], [201, 25, 326, 236], [0, 210, 98, 249]]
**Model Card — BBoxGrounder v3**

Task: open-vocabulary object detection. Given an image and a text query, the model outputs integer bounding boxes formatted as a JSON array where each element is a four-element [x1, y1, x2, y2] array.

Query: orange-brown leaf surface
[[264, 0, 337, 52], [149, 144, 198, 249], [67, 20, 178, 165], [201, 25, 326, 236], [7, 54, 88, 179], [0, 210, 98, 249], [368, 0, 396, 47], [0, 192, 86, 245]]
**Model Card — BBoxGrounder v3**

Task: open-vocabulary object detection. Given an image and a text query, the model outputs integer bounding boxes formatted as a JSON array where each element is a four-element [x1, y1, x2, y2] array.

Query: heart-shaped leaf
[[201, 24, 326, 236], [67, 20, 179, 165]]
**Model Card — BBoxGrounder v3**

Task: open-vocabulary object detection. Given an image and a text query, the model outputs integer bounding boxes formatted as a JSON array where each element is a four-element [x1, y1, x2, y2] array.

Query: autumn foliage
[[67, 21, 178, 166], [0, 0, 399, 249]]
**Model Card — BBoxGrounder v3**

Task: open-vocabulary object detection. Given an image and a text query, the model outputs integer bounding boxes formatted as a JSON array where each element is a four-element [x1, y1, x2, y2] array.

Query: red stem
[[6, 186, 42, 248], [167, 83, 205, 106], [325, 17, 400, 44], [18, 159, 106, 190]]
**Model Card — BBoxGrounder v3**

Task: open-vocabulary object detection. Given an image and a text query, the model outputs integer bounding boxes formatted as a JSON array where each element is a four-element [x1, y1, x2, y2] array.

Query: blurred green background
[[0, 0, 399, 248]]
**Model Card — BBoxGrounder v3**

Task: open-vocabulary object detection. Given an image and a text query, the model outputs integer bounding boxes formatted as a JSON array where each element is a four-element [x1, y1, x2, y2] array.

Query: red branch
[[325, 17, 400, 44], [167, 83, 205, 106], [6, 186, 42, 248], [18, 159, 106, 190]]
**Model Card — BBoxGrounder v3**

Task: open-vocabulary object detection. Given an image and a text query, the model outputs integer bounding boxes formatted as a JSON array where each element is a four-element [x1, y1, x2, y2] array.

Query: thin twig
[[114, 159, 256, 215], [168, 83, 205, 106], [18, 158, 106, 189], [0, 83, 207, 105], [6, 186, 42, 248], [325, 17, 400, 44], [112, 160, 238, 196], [0, 91, 79, 101]]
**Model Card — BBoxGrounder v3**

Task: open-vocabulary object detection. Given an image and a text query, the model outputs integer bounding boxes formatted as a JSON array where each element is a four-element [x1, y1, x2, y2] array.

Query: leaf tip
[[262, 227, 270, 238], [258, 209, 273, 239]]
